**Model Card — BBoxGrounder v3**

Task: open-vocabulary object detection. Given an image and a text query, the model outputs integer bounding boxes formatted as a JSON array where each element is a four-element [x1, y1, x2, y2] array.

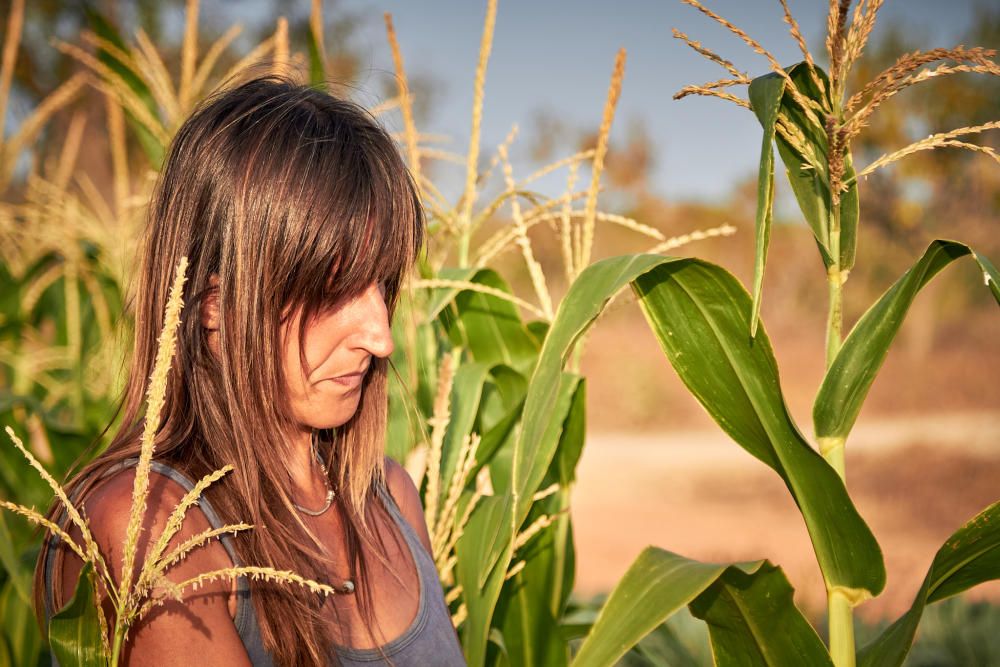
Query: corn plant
[[556, 2, 1000, 666], [378, 2, 741, 664]]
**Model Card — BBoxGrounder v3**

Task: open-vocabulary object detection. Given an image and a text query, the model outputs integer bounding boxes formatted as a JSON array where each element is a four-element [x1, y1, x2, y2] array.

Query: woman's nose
[[355, 283, 394, 359]]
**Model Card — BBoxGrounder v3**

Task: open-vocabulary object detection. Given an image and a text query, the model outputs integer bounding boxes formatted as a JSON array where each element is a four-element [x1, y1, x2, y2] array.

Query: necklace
[[292, 431, 336, 517], [292, 431, 356, 595]]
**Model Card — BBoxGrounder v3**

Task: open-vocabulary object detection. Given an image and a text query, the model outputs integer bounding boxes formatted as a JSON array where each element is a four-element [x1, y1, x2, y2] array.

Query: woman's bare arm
[[58, 469, 252, 666]]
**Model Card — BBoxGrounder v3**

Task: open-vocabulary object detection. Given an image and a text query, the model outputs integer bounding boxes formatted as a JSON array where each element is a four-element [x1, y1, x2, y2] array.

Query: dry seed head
[[273, 17, 289, 76], [451, 603, 467, 627], [844, 60, 1000, 147], [827, 0, 852, 85], [190, 24, 243, 102], [0, 0, 25, 144], [847, 46, 997, 113], [676, 0, 826, 123], [778, 0, 825, 97], [384, 12, 422, 191], [532, 482, 561, 502], [560, 161, 581, 283], [504, 559, 526, 580], [133, 29, 182, 122], [460, 0, 498, 229], [0, 499, 89, 563], [671, 28, 744, 79], [433, 433, 480, 555], [580, 47, 626, 272], [0, 73, 88, 189], [178, 0, 199, 110], [424, 348, 459, 531], [673, 85, 751, 109], [444, 583, 462, 605], [150, 523, 254, 582], [119, 256, 189, 609], [514, 509, 568, 551], [844, 0, 884, 75], [140, 465, 235, 586], [3, 426, 109, 577], [217, 34, 277, 92], [498, 142, 554, 320], [521, 148, 596, 187], [855, 120, 1000, 179], [644, 223, 737, 255]]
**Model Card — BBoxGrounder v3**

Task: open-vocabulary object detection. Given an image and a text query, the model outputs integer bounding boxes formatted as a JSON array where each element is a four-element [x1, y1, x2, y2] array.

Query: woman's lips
[[329, 371, 364, 387]]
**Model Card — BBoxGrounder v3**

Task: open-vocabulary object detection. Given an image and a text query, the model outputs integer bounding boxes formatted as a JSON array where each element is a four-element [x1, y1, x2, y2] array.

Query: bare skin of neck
[[288, 428, 330, 509]]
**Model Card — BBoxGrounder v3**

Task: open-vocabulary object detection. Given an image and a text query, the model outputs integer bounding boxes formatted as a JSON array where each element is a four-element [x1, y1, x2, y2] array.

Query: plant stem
[[825, 158, 854, 667], [110, 622, 125, 667], [829, 589, 856, 667], [458, 232, 470, 268]]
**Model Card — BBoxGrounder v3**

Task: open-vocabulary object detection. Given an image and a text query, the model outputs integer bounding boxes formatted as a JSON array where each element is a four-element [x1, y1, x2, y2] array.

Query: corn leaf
[[632, 258, 884, 598], [752, 63, 860, 273], [572, 548, 831, 667], [436, 361, 492, 503], [858, 500, 1000, 667], [457, 371, 580, 666], [746, 71, 782, 338], [1, 580, 42, 667], [437, 268, 541, 375], [48, 562, 105, 667], [689, 561, 833, 666], [456, 493, 514, 667], [814, 240, 1000, 441]]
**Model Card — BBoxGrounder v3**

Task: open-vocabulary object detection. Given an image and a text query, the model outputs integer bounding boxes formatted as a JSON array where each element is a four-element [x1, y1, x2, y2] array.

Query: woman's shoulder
[[54, 462, 251, 664], [80, 462, 218, 554], [382, 456, 434, 556]]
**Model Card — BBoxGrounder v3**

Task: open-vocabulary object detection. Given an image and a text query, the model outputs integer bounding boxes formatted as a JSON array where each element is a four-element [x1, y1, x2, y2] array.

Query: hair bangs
[[292, 119, 423, 328]]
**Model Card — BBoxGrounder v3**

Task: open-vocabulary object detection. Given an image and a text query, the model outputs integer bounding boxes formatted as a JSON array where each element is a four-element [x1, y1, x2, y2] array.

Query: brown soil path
[[570, 411, 1000, 624]]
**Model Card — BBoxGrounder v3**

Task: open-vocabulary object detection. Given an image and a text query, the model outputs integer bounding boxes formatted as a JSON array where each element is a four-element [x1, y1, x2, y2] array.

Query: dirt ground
[[569, 411, 1000, 626]]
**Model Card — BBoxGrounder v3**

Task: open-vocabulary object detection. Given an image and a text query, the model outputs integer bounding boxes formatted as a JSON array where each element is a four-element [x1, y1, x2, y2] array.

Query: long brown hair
[[33, 72, 425, 665]]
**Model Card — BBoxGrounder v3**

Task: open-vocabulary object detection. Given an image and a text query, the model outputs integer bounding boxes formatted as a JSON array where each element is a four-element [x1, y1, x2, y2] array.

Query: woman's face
[[280, 281, 393, 430]]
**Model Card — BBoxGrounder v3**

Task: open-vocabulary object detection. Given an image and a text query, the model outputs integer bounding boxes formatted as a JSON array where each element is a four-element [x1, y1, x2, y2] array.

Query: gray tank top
[[42, 458, 468, 666]]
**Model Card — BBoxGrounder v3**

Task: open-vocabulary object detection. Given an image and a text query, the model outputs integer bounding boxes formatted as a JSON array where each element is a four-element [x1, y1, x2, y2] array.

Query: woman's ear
[[200, 273, 220, 331]]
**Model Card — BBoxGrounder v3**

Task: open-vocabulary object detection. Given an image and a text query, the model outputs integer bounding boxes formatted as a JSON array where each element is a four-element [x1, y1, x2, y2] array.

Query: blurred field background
[[2, 0, 998, 654]]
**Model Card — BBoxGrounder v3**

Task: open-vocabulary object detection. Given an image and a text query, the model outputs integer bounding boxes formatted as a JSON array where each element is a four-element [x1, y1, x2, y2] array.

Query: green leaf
[[573, 550, 830, 667], [0, 514, 32, 605], [554, 379, 586, 487], [0, 581, 41, 667], [307, 21, 327, 89], [689, 562, 833, 666], [858, 500, 1000, 667], [746, 71, 783, 337], [437, 361, 492, 502], [426, 267, 479, 320], [633, 259, 884, 598], [456, 494, 514, 667], [48, 562, 106, 667], [438, 269, 541, 375], [498, 381, 585, 666], [457, 371, 580, 666], [814, 240, 1000, 441], [753, 63, 861, 272]]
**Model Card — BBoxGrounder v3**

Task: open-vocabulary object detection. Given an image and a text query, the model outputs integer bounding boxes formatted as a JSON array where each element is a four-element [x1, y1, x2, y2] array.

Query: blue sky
[[324, 0, 984, 203], [8, 1, 981, 203]]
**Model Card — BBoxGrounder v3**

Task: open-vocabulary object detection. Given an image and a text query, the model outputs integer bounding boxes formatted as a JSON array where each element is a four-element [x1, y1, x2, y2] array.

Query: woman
[[33, 73, 467, 666]]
